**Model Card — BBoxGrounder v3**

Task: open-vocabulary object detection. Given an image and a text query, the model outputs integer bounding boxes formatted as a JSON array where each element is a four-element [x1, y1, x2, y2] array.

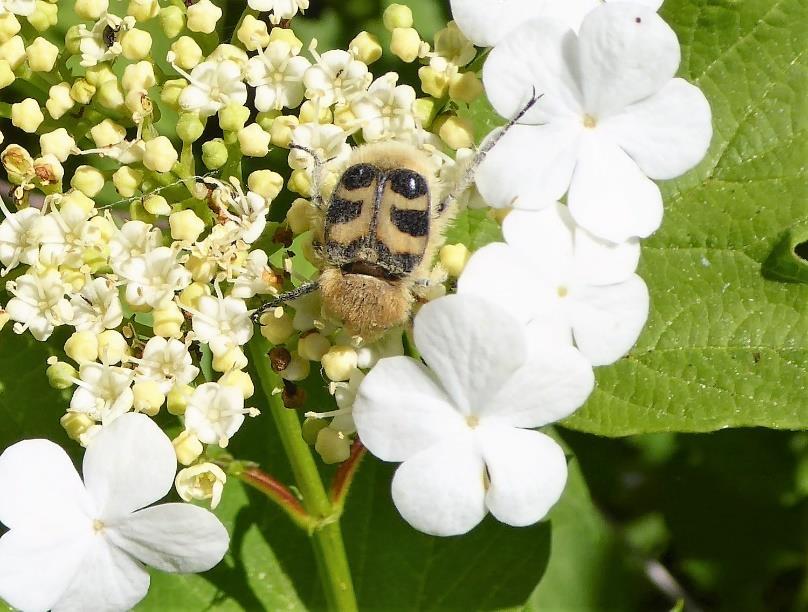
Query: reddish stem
[[237, 465, 313, 529], [330, 439, 367, 509]]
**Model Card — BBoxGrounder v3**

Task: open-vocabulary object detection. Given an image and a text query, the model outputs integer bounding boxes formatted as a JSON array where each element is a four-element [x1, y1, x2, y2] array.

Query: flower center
[[466, 415, 480, 429], [557, 285, 569, 298], [92, 519, 106, 533], [582, 114, 597, 129]]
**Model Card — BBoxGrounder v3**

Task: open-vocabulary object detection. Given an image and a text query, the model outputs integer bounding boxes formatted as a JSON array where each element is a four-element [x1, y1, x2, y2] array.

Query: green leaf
[[444, 207, 503, 251], [564, 0, 808, 435], [340, 459, 552, 611]]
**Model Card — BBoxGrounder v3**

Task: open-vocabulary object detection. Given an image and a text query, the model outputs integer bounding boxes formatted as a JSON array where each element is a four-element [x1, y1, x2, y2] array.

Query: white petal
[[568, 133, 663, 242], [578, 4, 680, 117], [53, 536, 150, 612], [573, 226, 641, 286], [413, 295, 526, 416], [571, 274, 649, 366], [391, 436, 487, 536], [502, 205, 575, 269], [353, 357, 467, 462], [476, 123, 580, 209], [479, 426, 567, 526], [482, 18, 582, 124], [0, 440, 92, 529], [483, 344, 594, 428], [107, 503, 228, 573], [83, 413, 177, 519], [602, 78, 713, 180], [0, 525, 90, 612]]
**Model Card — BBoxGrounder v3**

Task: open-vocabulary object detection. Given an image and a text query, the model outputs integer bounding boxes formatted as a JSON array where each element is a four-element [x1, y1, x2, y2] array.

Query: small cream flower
[[175, 463, 227, 509], [246, 40, 310, 112]]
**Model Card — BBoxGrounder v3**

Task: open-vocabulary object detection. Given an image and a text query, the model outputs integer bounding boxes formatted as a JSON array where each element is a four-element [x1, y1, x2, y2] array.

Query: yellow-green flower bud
[[177, 111, 205, 143], [277, 351, 310, 382], [161, 78, 186, 110], [172, 430, 203, 465], [143, 136, 178, 173], [96, 78, 125, 111], [170, 208, 205, 242], [201, 138, 227, 169], [25, 36, 58, 72], [390, 27, 421, 63], [186, 0, 221, 34], [212, 345, 248, 373], [218, 102, 250, 132], [268, 26, 302, 53], [219, 369, 254, 399], [71, 165, 105, 197], [75, 0, 108, 20], [46, 82, 74, 119], [128, 0, 159, 22], [69, 78, 96, 105], [413, 97, 439, 129], [383, 3, 413, 31], [321, 345, 358, 382], [171, 36, 202, 70], [0, 36, 24, 70], [302, 417, 328, 446], [113, 166, 143, 197], [237, 14, 269, 51], [98, 330, 129, 364], [437, 114, 474, 150], [247, 169, 283, 201], [298, 331, 331, 362], [287, 169, 311, 198], [439, 243, 471, 277], [121, 28, 152, 61], [418, 65, 449, 98], [65, 330, 99, 364], [238, 123, 270, 157], [28, 1, 58, 32], [260, 310, 294, 344], [40, 128, 75, 163], [160, 5, 184, 38], [60, 412, 95, 442], [133, 380, 165, 416], [47, 360, 77, 389], [153, 301, 185, 338], [298, 100, 332, 124], [64, 24, 82, 55], [449, 71, 484, 103], [167, 383, 194, 416], [90, 119, 126, 147], [315, 427, 351, 464], [178, 281, 210, 309], [255, 109, 280, 131], [11, 98, 43, 133], [269, 115, 298, 148], [0, 14, 20, 44], [0, 59, 14, 89], [143, 193, 170, 215], [84, 63, 116, 86], [349, 30, 382, 64], [286, 197, 315, 234]]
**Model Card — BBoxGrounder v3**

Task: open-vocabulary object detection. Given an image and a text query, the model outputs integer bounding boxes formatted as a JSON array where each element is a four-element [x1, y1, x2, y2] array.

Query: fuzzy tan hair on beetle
[[252, 89, 542, 339]]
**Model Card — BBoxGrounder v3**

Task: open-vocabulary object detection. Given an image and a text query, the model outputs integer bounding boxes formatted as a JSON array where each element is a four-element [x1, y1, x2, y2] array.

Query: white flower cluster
[[352, 0, 712, 536]]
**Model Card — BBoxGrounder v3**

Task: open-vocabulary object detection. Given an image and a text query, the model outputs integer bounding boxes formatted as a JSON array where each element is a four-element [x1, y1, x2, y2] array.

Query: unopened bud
[[96, 79, 126, 111], [28, 2, 59, 32], [25, 36, 58, 72], [133, 380, 164, 416], [418, 66, 449, 98], [219, 102, 250, 132], [172, 430, 203, 465], [439, 243, 471, 277], [113, 166, 143, 197], [437, 114, 475, 150], [321, 345, 358, 382], [171, 36, 203, 70], [0, 59, 14, 89], [0, 36, 24, 70], [65, 331, 99, 364], [121, 28, 152, 61], [202, 138, 228, 169], [0, 14, 20, 43], [238, 123, 271, 157], [177, 112, 205, 143], [160, 5, 184, 38], [47, 360, 78, 389], [302, 417, 328, 445], [143, 193, 171, 216], [40, 128, 76, 163], [128, 0, 160, 22], [153, 301, 185, 338], [349, 31, 382, 64], [178, 281, 210, 309], [71, 165, 105, 197], [98, 330, 129, 365], [211, 345, 248, 373], [75, 0, 108, 20], [219, 369, 254, 399], [186, 0, 222, 34], [298, 331, 331, 362], [390, 27, 421, 63], [161, 78, 186, 110], [269, 115, 298, 148], [247, 169, 283, 201], [260, 310, 294, 344], [60, 412, 95, 442], [286, 198, 315, 234], [46, 82, 74, 119], [287, 169, 311, 198], [11, 98, 44, 133], [69, 78, 96, 105], [315, 427, 351, 464], [268, 27, 303, 53], [383, 3, 413, 30], [90, 119, 126, 148], [237, 14, 270, 51], [167, 383, 194, 415]]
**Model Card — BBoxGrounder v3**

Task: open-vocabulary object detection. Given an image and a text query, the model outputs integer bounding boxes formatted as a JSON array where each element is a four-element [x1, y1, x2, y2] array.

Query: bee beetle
[[253, 91, 542, 339]]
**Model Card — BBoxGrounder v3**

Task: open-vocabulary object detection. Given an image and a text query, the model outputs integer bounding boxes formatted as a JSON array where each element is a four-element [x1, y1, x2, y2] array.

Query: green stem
[[247, 335, 358, 612]]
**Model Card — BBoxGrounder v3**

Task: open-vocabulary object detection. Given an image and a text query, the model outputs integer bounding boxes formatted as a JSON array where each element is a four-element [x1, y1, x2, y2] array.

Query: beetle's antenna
[[251, 280, 321, 324], [289, 143, 327, 209], [437, 88, 543, 214]]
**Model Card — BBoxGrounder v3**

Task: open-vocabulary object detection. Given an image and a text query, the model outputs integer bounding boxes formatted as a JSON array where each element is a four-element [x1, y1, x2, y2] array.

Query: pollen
[[582, 114, 597, 129], [557, 285, 569, 298], [92, 519, 106, 533], [466, 415, 480, 429]]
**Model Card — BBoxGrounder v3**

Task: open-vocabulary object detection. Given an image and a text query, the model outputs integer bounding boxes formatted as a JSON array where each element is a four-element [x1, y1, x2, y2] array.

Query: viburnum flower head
[[451, 0, 664, 46], [353, 295, 594, 536], [476, 3, 712, 242], [0, 413, 228, 611], [459, 204, 649, 366]]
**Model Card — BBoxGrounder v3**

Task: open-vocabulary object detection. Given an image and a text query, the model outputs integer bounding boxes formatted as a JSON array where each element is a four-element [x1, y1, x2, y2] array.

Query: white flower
[[177, 59, 248, 118], [190, 294, 253, 354], [184, 382, 257, 447], [303, 49, 372, 107], [70, 363, 135, 424], [353, 295, 594, 536], [246, 40, 311, 112], [459, 204, 648, 366], [288, 122, 351, 176], [0, 413, 229, 612], [70, 277, 124, 334], [119, 246, 193, 309], [227, 188, 269, 244], [352, 73, 417, 142], [109, 220, 163, 277], [450, 0, 663, 46], [175, 462, 227, 509], [78, 13, 137, 67], [134, 337, 199, 394], [247, 0, 309, 24], [39, 201, 102, 269], [0, 200, 44, 273], [476, 4, 712, 243], [231, 249, 278, 298], [6, 269, 73, 341], [0, 0, 35, 16]]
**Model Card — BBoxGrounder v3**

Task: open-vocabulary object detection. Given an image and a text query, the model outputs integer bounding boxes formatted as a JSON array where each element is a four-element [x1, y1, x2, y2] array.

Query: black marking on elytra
[[388, 169, 428, 200], [326, 198, 363, 225], [390, 208, 429, 237], [341, 164, 377, 190], [374, 241, 422, 275]]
